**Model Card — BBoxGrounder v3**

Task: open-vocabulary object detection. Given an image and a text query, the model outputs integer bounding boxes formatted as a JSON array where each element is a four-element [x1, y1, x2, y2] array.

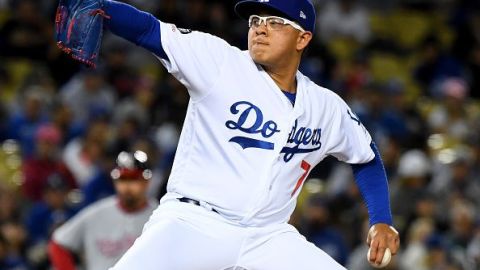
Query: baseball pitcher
[[54, 0, 400, 269]]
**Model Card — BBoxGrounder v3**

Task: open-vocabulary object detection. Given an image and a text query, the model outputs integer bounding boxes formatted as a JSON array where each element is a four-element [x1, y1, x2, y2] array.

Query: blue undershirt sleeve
[[103, 0, 168, 60], [350, 142, 393, 226]]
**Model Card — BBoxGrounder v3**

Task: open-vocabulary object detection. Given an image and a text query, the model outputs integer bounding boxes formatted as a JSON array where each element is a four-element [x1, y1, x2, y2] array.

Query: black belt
[[178, 197, 218, 213]]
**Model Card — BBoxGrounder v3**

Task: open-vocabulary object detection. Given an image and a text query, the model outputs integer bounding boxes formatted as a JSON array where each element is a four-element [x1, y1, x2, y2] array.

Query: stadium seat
[[390, 10, 432, 49], [0, 140, 22, 191], [2, 60, 33, 102], [326, 37, 361, 63]]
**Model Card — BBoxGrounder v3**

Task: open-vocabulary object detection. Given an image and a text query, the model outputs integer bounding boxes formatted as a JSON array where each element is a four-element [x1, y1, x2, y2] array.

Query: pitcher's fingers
[[388, 235, 400, 255], [375, 246, 387, 265], [369, 240, 379, 262]]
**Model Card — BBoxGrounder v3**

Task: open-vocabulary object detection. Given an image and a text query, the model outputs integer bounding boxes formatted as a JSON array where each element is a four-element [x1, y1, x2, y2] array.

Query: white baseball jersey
[[53, 197, 157, 270], [157, 22, 374, 227]]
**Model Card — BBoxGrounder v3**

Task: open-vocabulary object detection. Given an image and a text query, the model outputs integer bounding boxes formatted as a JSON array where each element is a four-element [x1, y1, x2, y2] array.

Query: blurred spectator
[[411, 194, 438, 226], [390, 149, 431, 233], [414, 35, 465, 94], [300, 41, 337, 87], [22, 123, 76, 201], [207, 2, 230, 40], [155, 75, 189, 126], [18, 68, 58, 110], [62, 118, 110, 187], [25, 174, 77, 244], [318, 0, 371, 44], [358, 82, 425, 147], [113, 75, 157, 130], [48, 151, 158, 270], [325, 162, 353, 197], [50, 101, 84, 145], [429, 148, 480, 208], [60, 70, 116, 126], [299, 195, 349, 265], [425, 234, 463, 270], [378, 137, 401, 179], [467, 225, 480, 267], [0, 234, 18, 269], [0, 221, 29, 270], [80, 148, 117, 208], [427, 78, 472, 140], [343, 54, 372, 95], [110, 117, 143, 155], [24, 174, 77, 269], [399, 218, 435, 270], [446, 200, 476, 267], [6, 88, 49, 158], [103, 44, 138, 98], [0, 0, 50, 60], [0, 191, 21, 224], [471, 140, 480, 180]]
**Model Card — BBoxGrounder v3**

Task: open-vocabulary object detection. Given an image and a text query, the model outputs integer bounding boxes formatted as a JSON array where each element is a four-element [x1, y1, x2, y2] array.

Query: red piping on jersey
[[48, 240, 75, 270]]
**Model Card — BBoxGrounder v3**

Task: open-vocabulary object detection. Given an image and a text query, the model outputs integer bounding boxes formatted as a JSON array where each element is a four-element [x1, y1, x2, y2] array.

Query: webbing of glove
[[55, 0, 110, 68]]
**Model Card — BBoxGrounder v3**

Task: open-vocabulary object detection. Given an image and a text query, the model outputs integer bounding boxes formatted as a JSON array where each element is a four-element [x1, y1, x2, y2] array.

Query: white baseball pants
[[110, 199, 346, 270]]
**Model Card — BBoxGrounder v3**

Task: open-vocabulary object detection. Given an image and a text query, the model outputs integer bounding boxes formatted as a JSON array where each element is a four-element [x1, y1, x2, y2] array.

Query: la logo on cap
[[258, 0, 270, 2], [300, 11, 306, 19]]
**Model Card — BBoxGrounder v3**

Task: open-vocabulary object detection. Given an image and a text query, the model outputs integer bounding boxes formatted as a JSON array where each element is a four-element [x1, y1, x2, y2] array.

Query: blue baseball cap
[[235, 0, 316, 33]]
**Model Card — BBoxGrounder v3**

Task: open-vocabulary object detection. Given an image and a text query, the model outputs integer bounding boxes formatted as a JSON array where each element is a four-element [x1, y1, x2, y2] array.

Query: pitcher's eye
[[267, 18, 286, 29]]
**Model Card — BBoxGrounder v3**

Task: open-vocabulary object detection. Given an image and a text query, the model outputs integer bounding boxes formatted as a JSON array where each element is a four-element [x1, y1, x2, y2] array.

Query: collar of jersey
[[257, 64, 305, 119]]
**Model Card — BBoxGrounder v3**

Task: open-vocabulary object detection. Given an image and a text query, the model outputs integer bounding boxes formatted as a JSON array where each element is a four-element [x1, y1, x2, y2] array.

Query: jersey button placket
[[240, 118, 290, 225]]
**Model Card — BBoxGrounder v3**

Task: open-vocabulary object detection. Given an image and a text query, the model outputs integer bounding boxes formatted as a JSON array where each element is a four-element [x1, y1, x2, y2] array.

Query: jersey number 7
[[291, 160, 312, 197]]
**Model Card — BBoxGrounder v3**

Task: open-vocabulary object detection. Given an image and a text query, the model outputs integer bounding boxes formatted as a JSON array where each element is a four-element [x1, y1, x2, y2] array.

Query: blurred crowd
[[0, 0, 479, 269]]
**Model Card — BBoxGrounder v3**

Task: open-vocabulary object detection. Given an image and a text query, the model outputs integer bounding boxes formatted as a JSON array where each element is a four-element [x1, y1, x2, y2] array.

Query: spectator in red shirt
[[21, 123, 76, 202]]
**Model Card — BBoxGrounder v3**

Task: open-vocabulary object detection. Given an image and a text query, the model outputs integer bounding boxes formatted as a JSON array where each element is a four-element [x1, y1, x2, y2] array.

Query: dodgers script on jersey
[[157, 22, 374, 227]]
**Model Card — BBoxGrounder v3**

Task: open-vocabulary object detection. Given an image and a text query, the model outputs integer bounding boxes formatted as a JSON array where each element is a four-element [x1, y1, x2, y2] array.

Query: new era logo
[[300, 11, 307, 19]]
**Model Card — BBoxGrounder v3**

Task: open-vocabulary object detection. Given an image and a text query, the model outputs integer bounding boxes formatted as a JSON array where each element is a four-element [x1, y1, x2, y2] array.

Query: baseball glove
[[55, 0, 110, 67]]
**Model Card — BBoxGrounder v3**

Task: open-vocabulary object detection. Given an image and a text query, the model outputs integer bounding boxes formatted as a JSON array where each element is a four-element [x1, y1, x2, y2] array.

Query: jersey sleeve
[[157, 22, 232, 100], [52, 209, 89, 251], [325, 95, 374, 164]]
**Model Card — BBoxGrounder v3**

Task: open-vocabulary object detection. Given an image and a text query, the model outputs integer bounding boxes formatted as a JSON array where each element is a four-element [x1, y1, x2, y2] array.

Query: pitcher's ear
[[297, 31, 313, 52]]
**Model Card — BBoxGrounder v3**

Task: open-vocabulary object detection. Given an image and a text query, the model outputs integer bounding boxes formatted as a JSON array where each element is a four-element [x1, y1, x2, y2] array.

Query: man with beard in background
[[47, 150, 158, 270]]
